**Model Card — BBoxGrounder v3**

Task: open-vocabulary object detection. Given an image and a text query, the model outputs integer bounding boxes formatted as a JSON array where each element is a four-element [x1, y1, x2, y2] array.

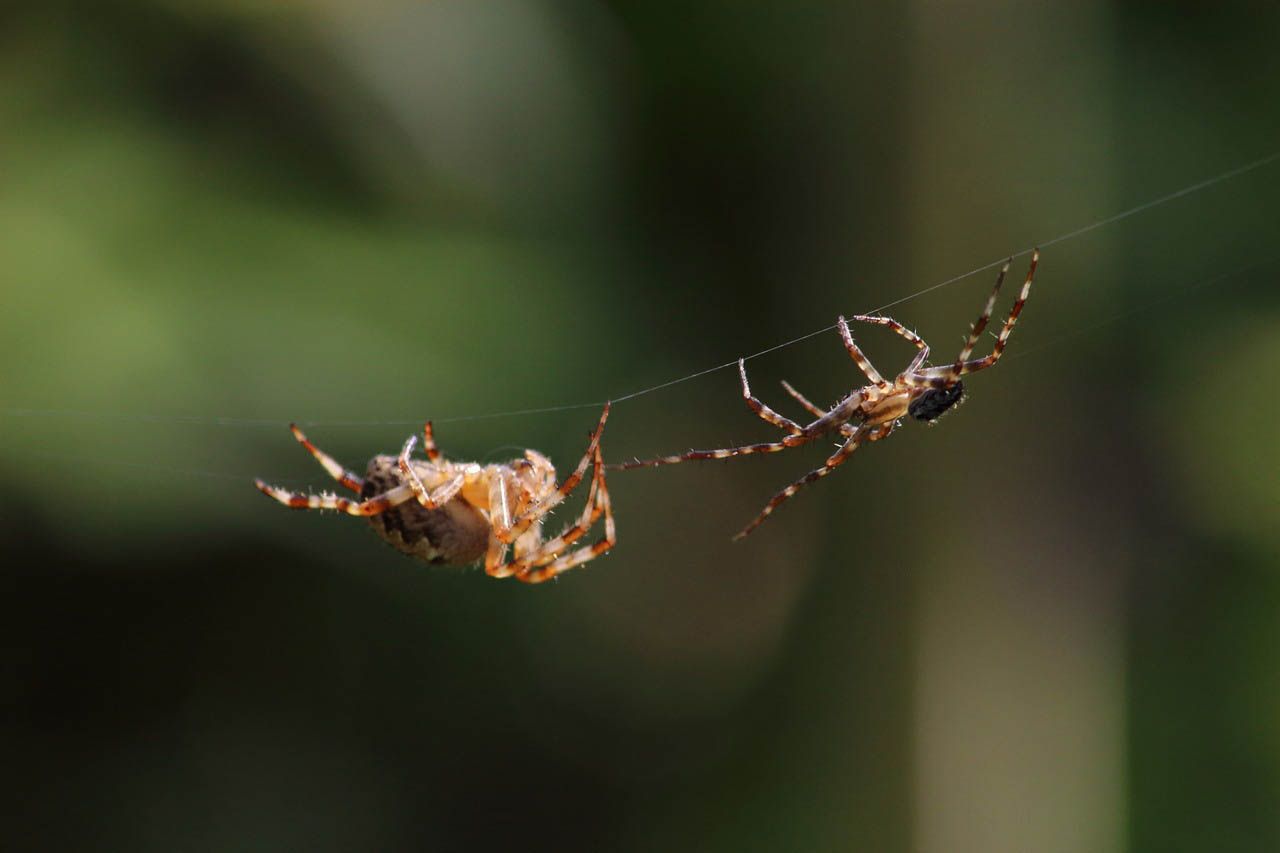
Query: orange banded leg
[[489, 445, 607, 580], [254, 478, 417, 516], [519, 492, 614, 582], [541, 444, 604, 552], [501, 402, 611, 544], [516, 446, 616, 583], [838, 316, 889, 388], [288, 423, 364, 493], [732, 422, 893, 541]]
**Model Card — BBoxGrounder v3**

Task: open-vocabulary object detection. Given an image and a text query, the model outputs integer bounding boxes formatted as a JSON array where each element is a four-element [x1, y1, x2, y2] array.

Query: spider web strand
[[2, 147, 1277, 429]]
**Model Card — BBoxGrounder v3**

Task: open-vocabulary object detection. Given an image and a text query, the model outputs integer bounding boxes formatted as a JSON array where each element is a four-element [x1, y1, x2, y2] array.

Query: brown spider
[[255, 404, 615, 583], [612, 250, 1039, 540]]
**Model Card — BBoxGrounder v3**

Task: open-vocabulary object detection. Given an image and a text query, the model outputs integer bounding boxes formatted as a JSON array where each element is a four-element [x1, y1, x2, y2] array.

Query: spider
[[611, 250, 1038, 540], [254, 404, 615, 583]]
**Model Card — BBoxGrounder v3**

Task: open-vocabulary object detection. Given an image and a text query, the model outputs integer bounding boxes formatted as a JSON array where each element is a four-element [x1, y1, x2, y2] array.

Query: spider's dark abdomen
[[908, 382, 965, 422], [361, 457, 489, 567]]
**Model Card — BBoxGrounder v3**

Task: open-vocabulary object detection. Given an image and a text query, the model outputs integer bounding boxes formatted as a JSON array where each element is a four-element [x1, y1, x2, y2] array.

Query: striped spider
[[613, 250, 1038, 540], [255, 404, 615, 583]]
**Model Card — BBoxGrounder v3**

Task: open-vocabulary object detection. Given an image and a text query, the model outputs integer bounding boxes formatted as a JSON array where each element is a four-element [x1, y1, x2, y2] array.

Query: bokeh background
[[4, 1, 1279, 850]]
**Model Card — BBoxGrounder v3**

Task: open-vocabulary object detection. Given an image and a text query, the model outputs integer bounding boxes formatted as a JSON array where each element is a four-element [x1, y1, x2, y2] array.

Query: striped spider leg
[[484, 417, 616, 583], [256, 404, 616, 583], [611, 249, 1038, 539], [498, 443, 616, 583]]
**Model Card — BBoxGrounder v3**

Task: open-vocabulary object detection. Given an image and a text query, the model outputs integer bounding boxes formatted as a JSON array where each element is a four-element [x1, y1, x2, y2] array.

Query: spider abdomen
[[362, 457, 490, 567], [908, 381, 965, 422]]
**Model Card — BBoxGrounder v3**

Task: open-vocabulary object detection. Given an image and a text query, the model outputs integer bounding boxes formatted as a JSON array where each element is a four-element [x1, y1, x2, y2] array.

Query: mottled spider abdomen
[[361, 456, 490, 567], [908, 381, 965, 422]]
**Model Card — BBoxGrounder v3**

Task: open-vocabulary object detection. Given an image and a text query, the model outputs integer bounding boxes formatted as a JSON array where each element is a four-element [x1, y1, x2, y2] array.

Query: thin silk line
[[1001, 252, 1280, 364], [2, 148, 1277, 429]]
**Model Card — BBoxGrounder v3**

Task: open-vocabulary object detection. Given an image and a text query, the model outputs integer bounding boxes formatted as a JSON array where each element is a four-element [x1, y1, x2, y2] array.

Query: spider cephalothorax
[[255, 405, 615, 583], [908, 381, 965, 422], [612, 250, 1038, 539]]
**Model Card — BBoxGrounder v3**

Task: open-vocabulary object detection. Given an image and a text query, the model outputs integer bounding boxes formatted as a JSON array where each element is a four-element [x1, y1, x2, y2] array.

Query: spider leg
[[609, 385, 872, 472], [780, 380, 827, 418], [533, 445, 604, 554], [531, 445, 607, 556], [486, 444, 614, 582], [421, 421, 442, 462], [501, 402, 610, 543], [484, 532, 511, 577], [738, 359, 803, 434], [731, 422, 893, 541], [838, 316, 889, 388], [515, 445, 616, 583], [482, 469, 517, 577], [397, 435, 465, 508], [287, 424, 364, 493], [518, 497, 614, 582], [485, 465, 536, 574], [609, 432, 818, 470], [848, 315, 931, 375], [950, 257, 1009, 375], [912, 249, 1038, 381], [254, 478, 417, 516], [900, 371, 956, 389]]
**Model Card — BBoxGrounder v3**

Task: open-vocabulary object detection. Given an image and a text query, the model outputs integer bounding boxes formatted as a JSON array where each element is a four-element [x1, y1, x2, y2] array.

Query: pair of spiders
[[256, 251, 1037, 582]]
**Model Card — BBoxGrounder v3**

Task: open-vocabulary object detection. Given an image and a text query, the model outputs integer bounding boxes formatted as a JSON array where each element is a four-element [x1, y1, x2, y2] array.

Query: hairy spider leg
[[732, 421, 895, 541], [950, 256, 1010, 374], [496, 402, 611, 545], [778, 383, 860, 442], [847, 314, 931, 375], [520, 489, 614, 582], [485, 460, 560, 578], [610, 385, 878, 471], [255, 477, 419, 516], [611, 431, 822, 470], [396, 434, 466, 509], [287, 423, 364, 493], [909, 248, 1038, 384], [838, 316, 889, 388], [486, 444, 612, 580], [531, 444, 604, 554], [515, 445, 616, 583], [739, 359, 804, 434]]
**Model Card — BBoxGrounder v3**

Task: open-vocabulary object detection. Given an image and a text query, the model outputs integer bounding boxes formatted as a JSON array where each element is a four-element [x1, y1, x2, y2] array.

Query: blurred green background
[[4, 1, 1279, 850]]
